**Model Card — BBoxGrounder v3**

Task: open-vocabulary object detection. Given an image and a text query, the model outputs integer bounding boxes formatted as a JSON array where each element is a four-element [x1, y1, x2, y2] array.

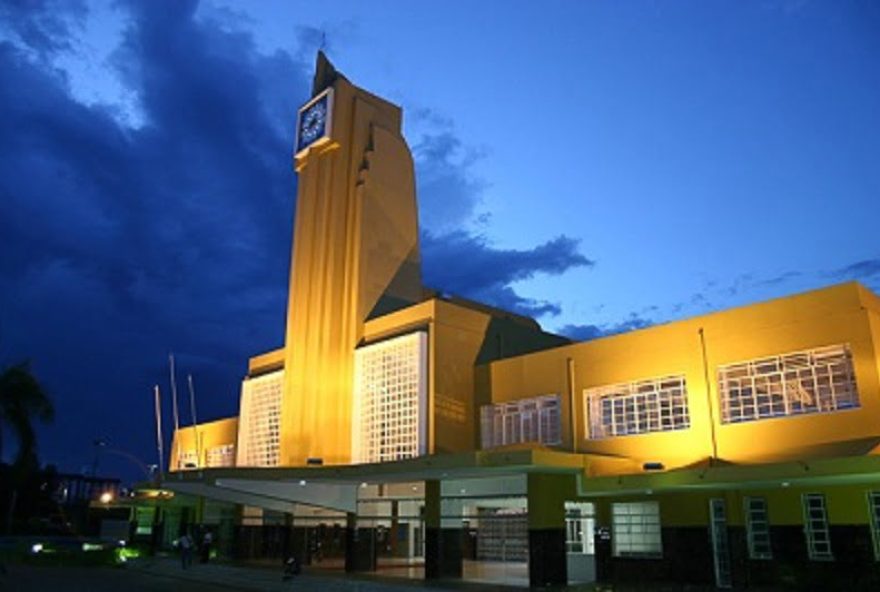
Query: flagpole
[[153, 385, 165, 478], [187, 373, 201, 468], [169, 353, 180, 434]]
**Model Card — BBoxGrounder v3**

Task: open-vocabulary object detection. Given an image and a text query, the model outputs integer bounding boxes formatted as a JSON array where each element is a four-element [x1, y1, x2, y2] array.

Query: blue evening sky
[[0, 0, 878, 477]]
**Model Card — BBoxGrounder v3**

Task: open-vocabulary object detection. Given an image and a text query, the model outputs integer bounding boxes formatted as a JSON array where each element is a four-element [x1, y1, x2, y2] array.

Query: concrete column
[[527, 473, 575, 587], [424, 479, 463, 579], [345, 511, 377, 572]]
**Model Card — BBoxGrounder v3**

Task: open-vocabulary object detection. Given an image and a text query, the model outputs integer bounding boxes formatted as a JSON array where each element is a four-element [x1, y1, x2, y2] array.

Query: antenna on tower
[[169, 353, 180, 434], [319, 30, 327, 52]]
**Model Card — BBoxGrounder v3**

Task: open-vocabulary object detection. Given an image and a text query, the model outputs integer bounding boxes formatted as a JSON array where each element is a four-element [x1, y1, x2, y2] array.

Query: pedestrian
[[179, 532, 193, 569], [200, 530, 213, 563]]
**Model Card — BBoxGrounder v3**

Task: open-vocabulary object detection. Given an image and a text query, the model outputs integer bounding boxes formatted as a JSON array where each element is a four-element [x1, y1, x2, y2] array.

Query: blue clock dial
[[297, 97, 328, 152]]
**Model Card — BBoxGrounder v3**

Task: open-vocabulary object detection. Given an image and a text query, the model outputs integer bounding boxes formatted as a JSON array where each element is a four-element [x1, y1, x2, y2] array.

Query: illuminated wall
[[236, 369, 283, 467], [280, 53, 422, 466], [482, 282, 880, 469], [351, 332, 428, 463]]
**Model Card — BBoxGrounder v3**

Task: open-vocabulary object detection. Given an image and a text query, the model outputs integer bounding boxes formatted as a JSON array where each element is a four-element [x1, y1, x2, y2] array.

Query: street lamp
[[99, 491, 114, 504]]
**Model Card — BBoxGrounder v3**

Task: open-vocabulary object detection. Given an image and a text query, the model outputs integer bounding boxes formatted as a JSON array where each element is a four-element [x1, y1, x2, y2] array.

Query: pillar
[[527, 473, 575, 587], [424, 479, 463, 579]]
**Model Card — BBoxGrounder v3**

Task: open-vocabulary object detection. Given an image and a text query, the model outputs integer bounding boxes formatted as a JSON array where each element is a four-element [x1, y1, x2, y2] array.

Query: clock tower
[[281, 52, 423, 465]]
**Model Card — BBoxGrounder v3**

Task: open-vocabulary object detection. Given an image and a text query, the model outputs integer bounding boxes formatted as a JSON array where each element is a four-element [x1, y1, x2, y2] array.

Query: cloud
[[413, 132, 488, 233], [558, 314, 654, 342], [0, 0, 87, 60], [422, 231, 593, 318], [0, 0, 309, 474], [833, 258, 880, 281]]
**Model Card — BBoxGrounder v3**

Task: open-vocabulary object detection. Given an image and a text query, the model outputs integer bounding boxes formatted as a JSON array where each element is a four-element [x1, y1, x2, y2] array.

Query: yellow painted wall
[[169, 416, 238, 471], [483, 282, 880, 469], [281, 55, 421, 466]]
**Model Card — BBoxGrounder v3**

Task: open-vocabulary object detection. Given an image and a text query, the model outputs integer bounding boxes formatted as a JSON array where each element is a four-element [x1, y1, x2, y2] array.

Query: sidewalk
[[128, 557, 506, 592]]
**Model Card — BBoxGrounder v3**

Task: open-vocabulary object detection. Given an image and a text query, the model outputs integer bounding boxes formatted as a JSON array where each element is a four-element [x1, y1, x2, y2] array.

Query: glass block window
[[868, 492, 880, 561], [585, 375, 690, 439], [719, 344, 859, 424], [566, 501, 596, 554], [177, 449, 198, 470], [206, 444, 235, 468], [803, 493, 833, 560], [352, 332, 427, 463], [236, 369, 283, 467], [480, 394, 561, 448], [612, 501, 662, 557], [744, 497, 772, 559]]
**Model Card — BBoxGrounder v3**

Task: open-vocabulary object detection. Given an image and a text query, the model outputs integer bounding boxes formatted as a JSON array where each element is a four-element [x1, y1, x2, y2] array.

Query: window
[[566, 502, 595, 554], [869, 492, 880, 560], [480, 395, 561, 448], [177, 449, 198, 470], [352, 332, 428, 463], [585, 375, 690, 439], [206, 444, 235, 468], [612, 502, 662, 557], [744, 497, 772, 559], [803, 494, 832, 560], [718, 344, 859, 424], [236, 369, 283, 467]]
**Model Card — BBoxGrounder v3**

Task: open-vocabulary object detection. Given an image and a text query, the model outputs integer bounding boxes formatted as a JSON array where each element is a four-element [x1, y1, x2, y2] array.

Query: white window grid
[[744, 497, 772, 560], [236, 370, 283, 467], [177, 449, 198, 470], [585, 375, 690, 439], [206, 444, 236, 468], [480, 394, 561, 449], [352, 332, 427, 464], [612, 501, 662, 557], [718, 344, 859, 424], [565, 502, 596, 554], [802, 493, 833, 561], [868, 492, 880, 561]]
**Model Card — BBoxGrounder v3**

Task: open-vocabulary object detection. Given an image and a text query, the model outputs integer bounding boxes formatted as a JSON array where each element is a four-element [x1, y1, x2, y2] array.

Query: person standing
[[200, 530, 213, 563], [179, 532, 193, 569]]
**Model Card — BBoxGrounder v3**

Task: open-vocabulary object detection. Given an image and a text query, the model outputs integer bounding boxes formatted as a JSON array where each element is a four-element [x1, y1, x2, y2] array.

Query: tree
[[0, 362, 54, 533], [0, 362, 54, 466]]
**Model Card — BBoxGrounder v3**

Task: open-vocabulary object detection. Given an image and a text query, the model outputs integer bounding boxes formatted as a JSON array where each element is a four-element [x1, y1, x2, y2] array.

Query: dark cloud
[[422, 231, 593, 318], [413, 132, 488, 233], [558, 314, 654, 342], [834, 258, 880, 281], [0, 0, 308, 477]]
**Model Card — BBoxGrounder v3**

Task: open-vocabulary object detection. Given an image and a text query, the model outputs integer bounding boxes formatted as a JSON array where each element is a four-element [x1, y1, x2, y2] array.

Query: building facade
[[164, 53, 880, 589]]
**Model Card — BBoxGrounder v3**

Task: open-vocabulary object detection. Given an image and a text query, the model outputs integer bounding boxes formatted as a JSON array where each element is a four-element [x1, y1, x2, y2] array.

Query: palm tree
[[0, 361, 53, 534], [0, 361, 54, 465]]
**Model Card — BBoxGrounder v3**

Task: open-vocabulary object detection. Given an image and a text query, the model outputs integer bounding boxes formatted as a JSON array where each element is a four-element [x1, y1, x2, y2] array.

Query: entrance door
[[565, 502, 596, 584], [709, 498, 732, 588]]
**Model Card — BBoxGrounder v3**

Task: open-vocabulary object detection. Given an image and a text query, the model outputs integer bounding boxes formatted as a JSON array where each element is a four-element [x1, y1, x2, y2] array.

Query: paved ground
[[0, 558, 474, 592]]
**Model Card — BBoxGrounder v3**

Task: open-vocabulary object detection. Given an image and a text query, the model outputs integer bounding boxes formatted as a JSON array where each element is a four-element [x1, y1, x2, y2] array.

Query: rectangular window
[[565, 502, 596, 554], [585, 375, 690, 439], [352, 332, 428, 463], [206, 444, 235, 468], [869, 492, 880, 561], [480, 394, 561, 448], [803, 493, 833, 560], [236, 369, 283, 467], [176, 449, 198, 470], [744, 497, 772, 559], [612, 501, 662, 557], [718, 344, 859, 424]]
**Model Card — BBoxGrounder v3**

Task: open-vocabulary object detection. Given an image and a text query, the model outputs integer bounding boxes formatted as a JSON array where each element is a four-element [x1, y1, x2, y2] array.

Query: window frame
[[743, 496, 772, 560]]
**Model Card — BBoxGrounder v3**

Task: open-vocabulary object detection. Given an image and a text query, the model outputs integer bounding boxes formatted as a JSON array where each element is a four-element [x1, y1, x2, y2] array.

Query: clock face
[[296, 90, 333, 154]]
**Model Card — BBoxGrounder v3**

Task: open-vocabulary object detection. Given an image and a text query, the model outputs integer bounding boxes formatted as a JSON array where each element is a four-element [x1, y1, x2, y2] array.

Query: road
[[2, 564, 263, 592]]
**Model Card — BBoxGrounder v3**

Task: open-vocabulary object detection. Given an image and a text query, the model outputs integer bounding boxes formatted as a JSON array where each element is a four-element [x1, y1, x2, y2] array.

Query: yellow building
[[164, 54, 880, 589]]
